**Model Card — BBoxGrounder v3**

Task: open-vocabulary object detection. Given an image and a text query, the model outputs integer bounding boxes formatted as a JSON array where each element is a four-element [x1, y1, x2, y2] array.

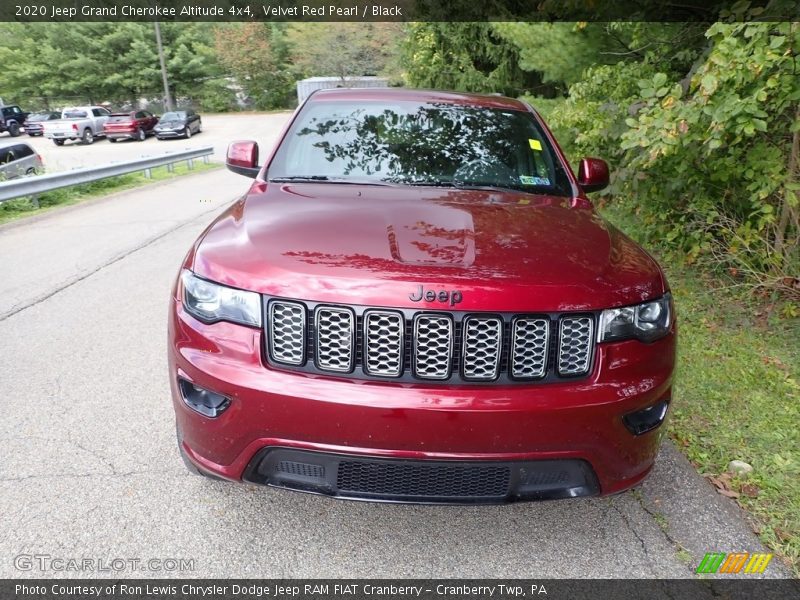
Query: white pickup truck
[[43, 106, 112, 146]]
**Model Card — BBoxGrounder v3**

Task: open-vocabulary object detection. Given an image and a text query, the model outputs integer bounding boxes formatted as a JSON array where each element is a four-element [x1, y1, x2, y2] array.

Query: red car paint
[[103, 111, 158, 141], [169, 88, 676, 502]]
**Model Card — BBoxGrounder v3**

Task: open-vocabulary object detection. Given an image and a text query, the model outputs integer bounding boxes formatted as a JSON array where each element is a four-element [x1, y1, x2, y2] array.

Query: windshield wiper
[[269, 176, 390, 186]]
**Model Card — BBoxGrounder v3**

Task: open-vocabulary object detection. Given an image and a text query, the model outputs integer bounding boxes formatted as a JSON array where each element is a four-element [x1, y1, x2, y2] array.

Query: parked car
[[103, 110, 159, 142], [43, 106, 111, 146], [169, 88, 676, 503], [0, 105, 29, 137], [154, 109, 201, 140], [23, 112, 61, 137], [0, 140, 43, 180]]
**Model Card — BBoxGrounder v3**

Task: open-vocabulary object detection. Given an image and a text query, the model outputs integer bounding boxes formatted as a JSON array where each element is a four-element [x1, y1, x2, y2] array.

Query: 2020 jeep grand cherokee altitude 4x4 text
[[169, 88, 676, 503]]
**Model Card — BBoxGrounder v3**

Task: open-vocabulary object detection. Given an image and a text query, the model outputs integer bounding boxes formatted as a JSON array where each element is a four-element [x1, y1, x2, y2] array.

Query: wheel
[[136, 128, 145, 142], [196, 121, 202, 133], [184, 125, 192, 139], [8, 122, 20, 137], [82, 128, 94, 144], [53, 139, 65, 146], [109, 138, 117, 143]]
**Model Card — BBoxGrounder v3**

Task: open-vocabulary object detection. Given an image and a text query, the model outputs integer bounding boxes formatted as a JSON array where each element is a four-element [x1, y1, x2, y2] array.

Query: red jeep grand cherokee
[[169, 88, 676, 503]]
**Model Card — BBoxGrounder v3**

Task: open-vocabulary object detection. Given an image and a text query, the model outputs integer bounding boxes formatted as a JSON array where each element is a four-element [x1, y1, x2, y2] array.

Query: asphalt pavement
[[0, 132, 791, 578]]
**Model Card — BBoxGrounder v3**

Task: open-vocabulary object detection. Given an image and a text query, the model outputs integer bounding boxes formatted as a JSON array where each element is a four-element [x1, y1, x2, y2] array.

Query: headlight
[[181, 270, 261, 327], [598, 293, 672, 343]]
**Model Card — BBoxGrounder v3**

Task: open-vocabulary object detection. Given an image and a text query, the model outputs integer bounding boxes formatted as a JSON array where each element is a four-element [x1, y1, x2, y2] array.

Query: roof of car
[[307, 87, 531, 112], [0, 139, 33, 149]]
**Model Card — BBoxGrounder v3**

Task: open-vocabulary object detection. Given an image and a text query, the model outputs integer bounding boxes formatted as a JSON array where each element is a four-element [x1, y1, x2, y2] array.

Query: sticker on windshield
[[528, 139, 543, 151], [520, 175, 550, 186]]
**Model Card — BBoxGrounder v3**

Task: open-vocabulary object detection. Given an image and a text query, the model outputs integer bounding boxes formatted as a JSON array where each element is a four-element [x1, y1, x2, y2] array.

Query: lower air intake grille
[[337, 461, 511, 499]]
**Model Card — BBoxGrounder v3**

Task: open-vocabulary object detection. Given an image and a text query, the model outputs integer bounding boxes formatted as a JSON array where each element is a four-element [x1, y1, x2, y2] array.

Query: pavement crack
[[0, 200, 232, 323], [0, 469, 175, 483], [611, 500, 650, 560]]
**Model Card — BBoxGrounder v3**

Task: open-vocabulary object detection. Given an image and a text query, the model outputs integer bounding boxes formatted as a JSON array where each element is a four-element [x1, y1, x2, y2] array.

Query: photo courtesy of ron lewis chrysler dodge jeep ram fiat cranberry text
[[169, 88, 676, 504]]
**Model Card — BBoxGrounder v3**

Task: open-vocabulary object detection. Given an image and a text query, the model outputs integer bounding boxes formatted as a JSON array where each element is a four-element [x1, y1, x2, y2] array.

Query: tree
[[400, 23, 543, 97], [214, 23, 293, 109], [287, 23, 403, 83]]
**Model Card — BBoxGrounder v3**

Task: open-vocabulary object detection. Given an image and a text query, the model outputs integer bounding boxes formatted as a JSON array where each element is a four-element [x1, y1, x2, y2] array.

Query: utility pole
[[154, 21, 174, 112]]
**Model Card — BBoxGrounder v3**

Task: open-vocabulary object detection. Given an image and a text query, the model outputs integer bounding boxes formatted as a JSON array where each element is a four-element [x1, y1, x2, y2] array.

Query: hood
[[191, 183, 666, 312]]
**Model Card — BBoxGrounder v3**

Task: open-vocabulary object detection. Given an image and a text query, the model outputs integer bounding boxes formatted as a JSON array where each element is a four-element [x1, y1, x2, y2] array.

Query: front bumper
[[169, 297, 676, 502], [155, 129, 184, 138]]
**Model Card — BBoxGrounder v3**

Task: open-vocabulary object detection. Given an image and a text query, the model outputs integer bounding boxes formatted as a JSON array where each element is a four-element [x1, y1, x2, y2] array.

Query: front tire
[[82, 128, 94, 144], [136, 128, 145, 142], [8, 122, 20, 137], [109, 138, 117, 143], [184, 126, 192, 139]]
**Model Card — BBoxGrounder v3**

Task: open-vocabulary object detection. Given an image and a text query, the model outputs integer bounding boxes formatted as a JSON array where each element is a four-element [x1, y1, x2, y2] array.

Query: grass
[[0, 161, 221, 226], [602, 201, 800, 574]]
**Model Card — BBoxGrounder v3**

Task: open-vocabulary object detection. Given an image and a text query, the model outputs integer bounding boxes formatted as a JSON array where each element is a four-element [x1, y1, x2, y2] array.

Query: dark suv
[[0, 105, 29, 137]]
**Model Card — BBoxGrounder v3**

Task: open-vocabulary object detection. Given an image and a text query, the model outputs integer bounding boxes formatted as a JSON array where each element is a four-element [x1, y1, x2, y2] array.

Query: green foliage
[[0, 23, 231, 112], [401, 23, 542, 97], [604, 202, 800, 574], [517, 19, 799, 295], [492, 23, 618, 88]]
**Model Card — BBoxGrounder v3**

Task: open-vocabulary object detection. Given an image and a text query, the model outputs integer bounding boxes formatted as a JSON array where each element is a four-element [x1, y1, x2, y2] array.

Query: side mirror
[[577, 157, 609, 193], [227, 140, 260, 178]]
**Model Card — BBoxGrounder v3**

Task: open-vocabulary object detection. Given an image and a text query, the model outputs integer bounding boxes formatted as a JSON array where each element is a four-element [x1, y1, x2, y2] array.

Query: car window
[[14, 144, 33, 158], [0, 149, 15, 164], [134, 111, 144, 119], [64, 111, 88, 119], [268, 100, 572, 196], [162, 112, 186, 120]]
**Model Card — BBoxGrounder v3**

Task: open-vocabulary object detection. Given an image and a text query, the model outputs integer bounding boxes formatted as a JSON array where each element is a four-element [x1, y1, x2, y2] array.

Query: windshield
[[268, 99, 572, 195], [161, 112, 185, 121]]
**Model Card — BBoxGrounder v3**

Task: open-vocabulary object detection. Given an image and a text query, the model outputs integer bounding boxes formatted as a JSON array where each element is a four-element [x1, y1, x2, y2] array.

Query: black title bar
[[1, 0, 799, 22]]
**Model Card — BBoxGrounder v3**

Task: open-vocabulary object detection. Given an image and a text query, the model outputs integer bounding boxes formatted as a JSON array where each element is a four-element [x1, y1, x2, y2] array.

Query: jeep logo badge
[[409, 285, 463, 307]]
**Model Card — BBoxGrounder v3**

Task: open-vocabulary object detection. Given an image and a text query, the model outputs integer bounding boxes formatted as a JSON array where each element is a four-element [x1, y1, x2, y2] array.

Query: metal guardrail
[[0, 146, 214, 204]]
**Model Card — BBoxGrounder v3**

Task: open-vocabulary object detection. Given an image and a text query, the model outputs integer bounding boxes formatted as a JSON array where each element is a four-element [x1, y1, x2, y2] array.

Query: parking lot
[[17, 112, 293, 173], [0, 114, 790, 579]]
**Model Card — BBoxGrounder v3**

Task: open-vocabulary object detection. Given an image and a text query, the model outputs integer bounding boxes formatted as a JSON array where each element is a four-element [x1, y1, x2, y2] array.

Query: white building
[[296, 76, 390, 104]]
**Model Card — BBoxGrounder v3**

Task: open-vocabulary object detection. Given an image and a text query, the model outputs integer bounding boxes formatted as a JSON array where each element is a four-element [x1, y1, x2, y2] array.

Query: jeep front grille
[[510, 317, 549, 379], [268, 301, 306, 365], [315, 307, 355, 372], [265, 300, 595, 384], [413, 315, 453, 380], [363, 311, 404, 377], [558, 316, 594, 376], [461, 316, 503, 380]]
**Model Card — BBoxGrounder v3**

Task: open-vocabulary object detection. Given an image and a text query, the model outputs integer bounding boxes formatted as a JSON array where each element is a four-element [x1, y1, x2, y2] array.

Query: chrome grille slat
[[265, 300, 596, 382], [462, 316, 502, 380], [413, 315, 453, 379], [268, 301, 306, 365], [364, 311, 404, 377], [558, 317, 594, 376], [511, 318, 549, 378], [315, 307, 355, 372]]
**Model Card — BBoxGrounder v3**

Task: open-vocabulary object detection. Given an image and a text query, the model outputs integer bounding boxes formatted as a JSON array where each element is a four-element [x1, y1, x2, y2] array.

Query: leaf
[[701, 74, 718, 94], [718, 488, 740, 499], [653, 72, 667, 88], [770, 36, 786, 49]]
